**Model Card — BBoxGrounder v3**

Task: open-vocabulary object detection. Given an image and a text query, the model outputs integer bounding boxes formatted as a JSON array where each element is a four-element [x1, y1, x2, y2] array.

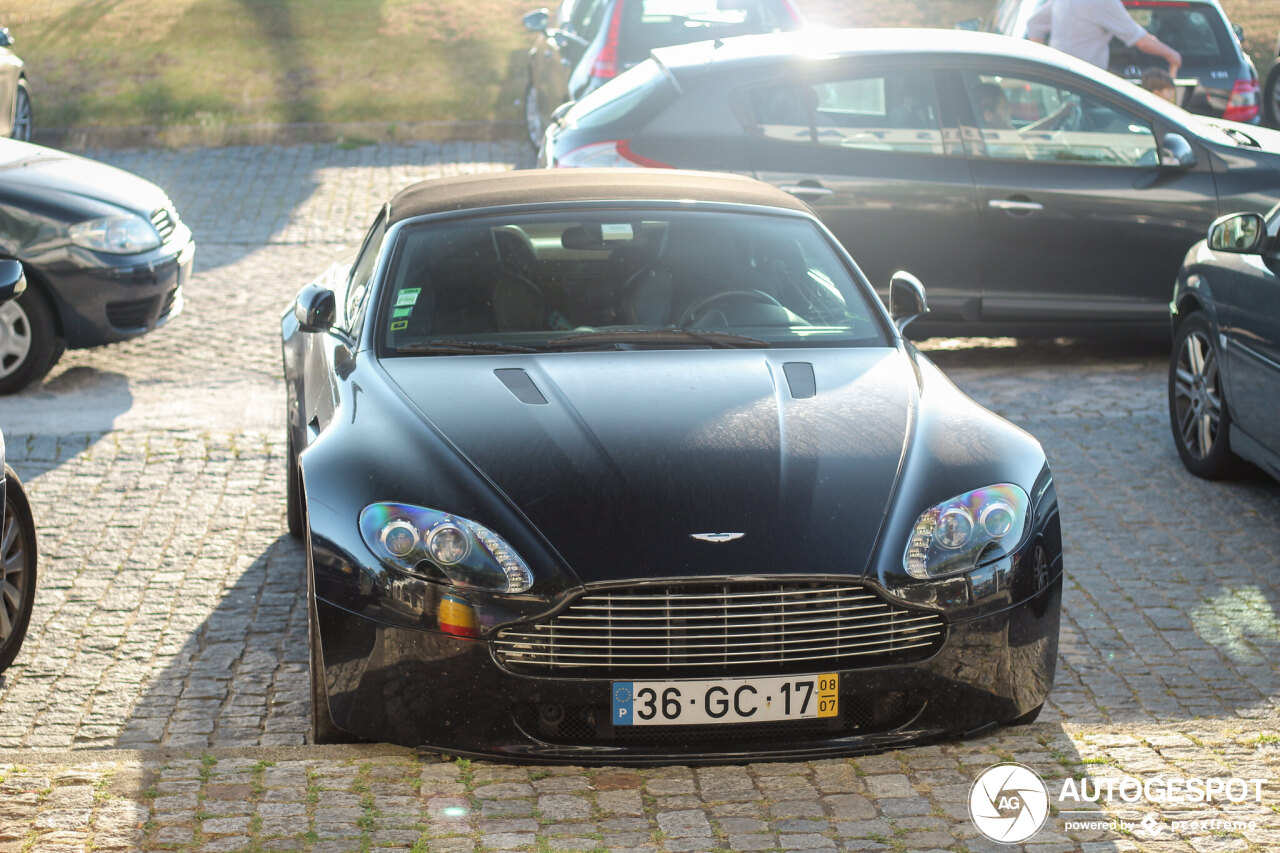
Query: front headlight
[[359, 502, 533, 594], [68, 214, 161, 254], [903, 484, 1029, 579]]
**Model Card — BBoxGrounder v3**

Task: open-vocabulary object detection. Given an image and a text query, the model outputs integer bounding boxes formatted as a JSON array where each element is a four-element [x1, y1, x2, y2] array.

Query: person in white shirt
[[1025, 0, 1181, 77]]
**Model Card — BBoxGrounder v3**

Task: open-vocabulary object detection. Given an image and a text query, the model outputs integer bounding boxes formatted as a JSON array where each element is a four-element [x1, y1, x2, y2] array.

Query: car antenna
[[713, 37, 724, 48]]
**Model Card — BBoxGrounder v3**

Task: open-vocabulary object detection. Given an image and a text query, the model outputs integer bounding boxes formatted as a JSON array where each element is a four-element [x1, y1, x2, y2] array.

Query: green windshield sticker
[[390, 320, 409, 331], [396, 288, 421, 307], [392, 306, 412, 318]]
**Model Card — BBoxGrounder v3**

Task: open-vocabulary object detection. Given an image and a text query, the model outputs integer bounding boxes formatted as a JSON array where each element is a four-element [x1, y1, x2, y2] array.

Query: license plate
[[612, 674, 838, 726]]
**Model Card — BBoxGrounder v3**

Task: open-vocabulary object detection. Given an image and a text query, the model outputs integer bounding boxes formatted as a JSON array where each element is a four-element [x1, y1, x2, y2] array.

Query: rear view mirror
[[1160, 133, 1197, 169], [294, 284, 336, 332], [522, 9, 550, 32], [889, 271, 928, 333], [0, 259, 25, 306], [1207, 212, 1267, 254]]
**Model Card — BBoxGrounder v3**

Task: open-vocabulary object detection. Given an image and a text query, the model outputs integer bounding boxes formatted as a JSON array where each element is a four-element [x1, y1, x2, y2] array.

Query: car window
[[344, 211, 387, 332], [964, 72, 1158, 166], [750, 70, 944, 155], [621, 0, 795, 48], [570, 0, 609, 39], [1117, 3, 1230, 62], [379, 209, 887, 352]]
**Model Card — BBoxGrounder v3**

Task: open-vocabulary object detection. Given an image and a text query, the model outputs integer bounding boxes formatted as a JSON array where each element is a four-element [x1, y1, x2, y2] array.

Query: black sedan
[[542, 28, 1280, 337], [0, 260, 37, 673], [1169, 206, 1280, 482], [0, 138, 194, 394], [282, 169, 1063, 761]]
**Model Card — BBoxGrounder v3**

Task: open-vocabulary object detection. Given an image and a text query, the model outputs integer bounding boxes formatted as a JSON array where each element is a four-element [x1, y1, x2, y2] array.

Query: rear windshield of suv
[[1114, 2, 1232, 63], [618, 0, 798, 66]]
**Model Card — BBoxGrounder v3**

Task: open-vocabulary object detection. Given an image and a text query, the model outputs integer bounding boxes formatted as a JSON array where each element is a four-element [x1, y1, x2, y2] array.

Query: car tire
[[0, 280, 63, 396], [1004, 702, 1043, 726], [1169, 312, 1238, 478], [304, 502, 346, 744], [286, 431, 303, 540], [10, 80, 31, 142], [1265, 62, 1280, 129], [524, 80, 545, 150], [0, 468, 37, 672]]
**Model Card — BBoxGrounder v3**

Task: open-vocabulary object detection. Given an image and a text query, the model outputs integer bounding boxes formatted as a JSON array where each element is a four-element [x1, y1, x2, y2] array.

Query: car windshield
[[619, 0, 797, 65], [379, 209, 887, 354]]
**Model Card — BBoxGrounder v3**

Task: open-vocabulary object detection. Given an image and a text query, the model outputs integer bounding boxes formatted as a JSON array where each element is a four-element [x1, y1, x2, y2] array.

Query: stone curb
[[31, 119, 526, 152]]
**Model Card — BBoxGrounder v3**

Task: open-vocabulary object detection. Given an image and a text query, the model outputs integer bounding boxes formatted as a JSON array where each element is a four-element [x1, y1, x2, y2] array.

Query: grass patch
[[11, 1, 1273, 132]]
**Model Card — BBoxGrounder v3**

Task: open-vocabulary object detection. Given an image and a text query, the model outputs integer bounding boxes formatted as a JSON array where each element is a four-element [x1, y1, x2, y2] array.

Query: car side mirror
[[1231, 23, 1244, 42], [955, 17, 981, 31], [1207, 211, 1268, 254], [0, 28, 13, 48], [1160, 132, 1197, 169], [294, 284, 336, 332], [0, 259, 25, 306], [522, 9, 550, 32], [889, 270, 928, 333]]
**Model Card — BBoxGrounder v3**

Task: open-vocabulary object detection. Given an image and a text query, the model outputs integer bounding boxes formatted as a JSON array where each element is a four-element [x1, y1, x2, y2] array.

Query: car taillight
[[554, 140, 672, 168], [1223, 78, 1260, 122], [590, 0, 625, 80]]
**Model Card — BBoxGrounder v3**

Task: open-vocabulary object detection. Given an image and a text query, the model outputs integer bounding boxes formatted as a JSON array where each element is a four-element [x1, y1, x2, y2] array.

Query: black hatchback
[[542, 28, 1280, 337], [984, 0, 1260, 124], [521, 0, 801, 147]]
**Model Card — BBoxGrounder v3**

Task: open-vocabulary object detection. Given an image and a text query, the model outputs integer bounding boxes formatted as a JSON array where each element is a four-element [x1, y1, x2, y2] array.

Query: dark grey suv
[[984, 0, 1260, 124], [542, 28, 1280, 337]]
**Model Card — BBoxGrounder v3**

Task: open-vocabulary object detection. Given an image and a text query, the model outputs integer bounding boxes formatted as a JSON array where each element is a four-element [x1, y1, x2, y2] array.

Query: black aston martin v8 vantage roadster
[[281, 169, 1063, 761]]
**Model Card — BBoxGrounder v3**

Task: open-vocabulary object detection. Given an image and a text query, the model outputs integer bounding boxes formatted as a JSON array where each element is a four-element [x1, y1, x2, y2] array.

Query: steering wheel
[[677, 290, 786, 328]]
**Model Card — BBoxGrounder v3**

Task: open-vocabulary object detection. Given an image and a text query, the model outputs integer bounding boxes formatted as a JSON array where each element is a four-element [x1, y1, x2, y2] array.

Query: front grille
[[106, 296, 159, 329], [493, 581, 945, 677], [515, 689, 924, 746], [151, 207, 177, 243]]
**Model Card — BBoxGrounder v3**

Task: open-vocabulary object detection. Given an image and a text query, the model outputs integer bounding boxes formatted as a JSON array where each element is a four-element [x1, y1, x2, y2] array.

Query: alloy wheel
[[1172, 328, 1222, 460], [0, 492, 30, 647], [0, 300, 32, 380]]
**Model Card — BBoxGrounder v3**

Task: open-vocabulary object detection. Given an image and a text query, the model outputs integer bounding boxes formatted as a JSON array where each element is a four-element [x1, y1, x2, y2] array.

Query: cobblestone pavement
[[0, 142, 1279, 851]]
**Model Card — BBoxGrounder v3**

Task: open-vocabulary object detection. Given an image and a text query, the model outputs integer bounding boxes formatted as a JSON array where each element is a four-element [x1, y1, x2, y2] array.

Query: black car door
[[957, 62, 1218, 327], [743, 61, 982, 321], [1220, 216, 1280, 453]]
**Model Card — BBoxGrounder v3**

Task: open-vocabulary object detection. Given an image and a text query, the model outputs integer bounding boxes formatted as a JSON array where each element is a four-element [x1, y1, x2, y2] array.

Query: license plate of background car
[[611, 674, 838, 726]]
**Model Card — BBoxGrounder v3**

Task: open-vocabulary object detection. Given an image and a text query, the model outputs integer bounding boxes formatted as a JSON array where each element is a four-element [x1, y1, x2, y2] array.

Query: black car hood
[[380, 348, 914, 583], [0, 138, 168, 215]]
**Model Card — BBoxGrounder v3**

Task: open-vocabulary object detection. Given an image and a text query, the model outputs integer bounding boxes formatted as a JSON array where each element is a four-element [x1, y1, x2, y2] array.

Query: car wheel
[[1005, 702, 1043, 726], [0, 468, 37, 672], [1169, 313, 1237, 478], [10, 80, 31, 142], [0, 281, 62, 395], [524, 81, 545, 150], [304, 501, 345, 744], [286, 431, 303, 540], [1265, 62, 1280, 129]]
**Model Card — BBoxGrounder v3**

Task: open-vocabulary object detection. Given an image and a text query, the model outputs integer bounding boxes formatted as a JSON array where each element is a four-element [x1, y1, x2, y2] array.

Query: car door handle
[[779, 185, 834, 198], [989, 199, 1043, 212]]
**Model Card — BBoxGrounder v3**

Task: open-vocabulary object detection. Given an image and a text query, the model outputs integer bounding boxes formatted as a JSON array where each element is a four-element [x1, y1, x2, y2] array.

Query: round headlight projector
[[428, 524, 470, 565], [379, 520, 420, 558], [934, 507, 974, 550]]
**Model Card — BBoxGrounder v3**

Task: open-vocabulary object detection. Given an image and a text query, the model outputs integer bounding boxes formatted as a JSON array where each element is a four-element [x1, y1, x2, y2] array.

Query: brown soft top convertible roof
[[386, 169, 810, 224]]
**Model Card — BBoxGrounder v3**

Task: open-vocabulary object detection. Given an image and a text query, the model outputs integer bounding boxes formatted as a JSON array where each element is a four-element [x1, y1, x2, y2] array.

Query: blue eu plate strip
[[612, 682, 634, 726]]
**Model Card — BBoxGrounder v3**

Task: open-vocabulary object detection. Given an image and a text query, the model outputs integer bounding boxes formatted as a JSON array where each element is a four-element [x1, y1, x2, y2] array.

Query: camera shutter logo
[[969, 763, 1050, 843]]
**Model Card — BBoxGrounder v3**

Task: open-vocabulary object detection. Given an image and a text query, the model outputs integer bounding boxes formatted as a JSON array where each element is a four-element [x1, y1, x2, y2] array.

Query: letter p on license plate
[[612, 674, 838, 726]]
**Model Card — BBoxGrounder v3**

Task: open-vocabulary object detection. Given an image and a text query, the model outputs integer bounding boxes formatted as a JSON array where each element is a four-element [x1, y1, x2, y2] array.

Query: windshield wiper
[[546, 328, 770, 350], [395, 341, 539, 355]]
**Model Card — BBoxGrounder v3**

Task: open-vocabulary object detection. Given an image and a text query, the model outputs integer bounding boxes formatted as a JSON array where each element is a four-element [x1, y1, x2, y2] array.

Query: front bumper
[[42, 235, 194, 349], [313, 573, 1061, 763]]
